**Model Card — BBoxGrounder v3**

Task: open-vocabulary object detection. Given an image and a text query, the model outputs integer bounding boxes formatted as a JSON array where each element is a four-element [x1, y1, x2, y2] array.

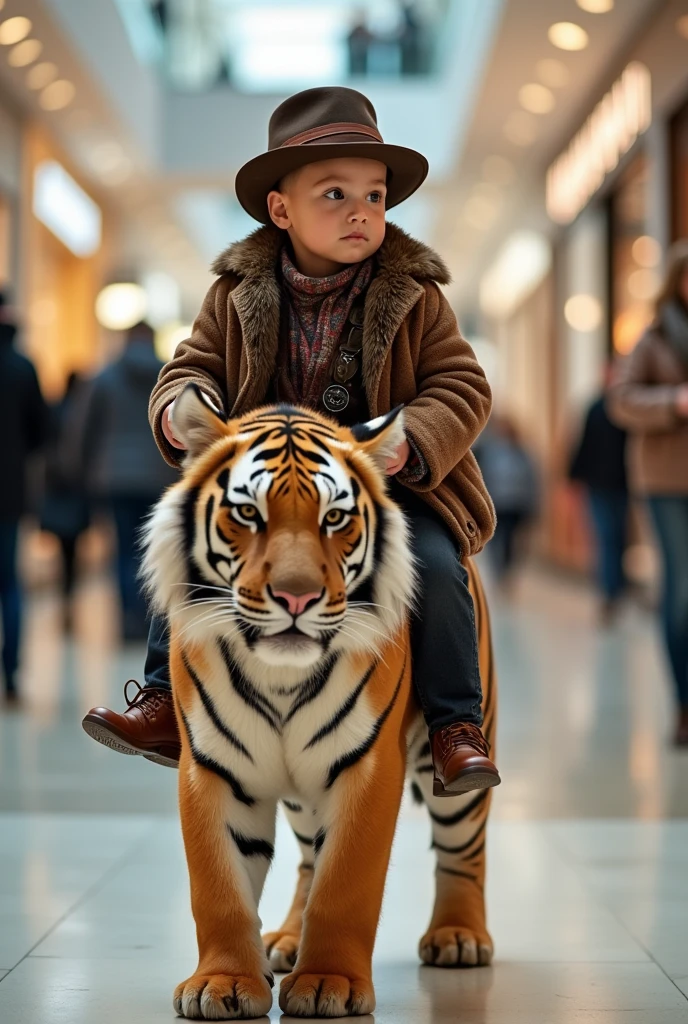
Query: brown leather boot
[[82, 680, 181, 768], [431, 723, 501, 797]]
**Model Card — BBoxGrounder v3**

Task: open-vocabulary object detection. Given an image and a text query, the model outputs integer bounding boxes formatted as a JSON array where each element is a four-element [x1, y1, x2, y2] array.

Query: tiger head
[[142, 385, 416, 675]]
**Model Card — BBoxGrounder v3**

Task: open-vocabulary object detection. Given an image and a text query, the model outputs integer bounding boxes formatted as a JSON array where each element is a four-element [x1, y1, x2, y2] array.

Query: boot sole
[[81, 717, 180, 769], [433, 769, 501, 798]]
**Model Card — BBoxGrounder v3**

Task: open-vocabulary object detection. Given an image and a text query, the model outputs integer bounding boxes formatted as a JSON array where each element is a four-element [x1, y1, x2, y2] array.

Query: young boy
[[83, 86, 499, 795]]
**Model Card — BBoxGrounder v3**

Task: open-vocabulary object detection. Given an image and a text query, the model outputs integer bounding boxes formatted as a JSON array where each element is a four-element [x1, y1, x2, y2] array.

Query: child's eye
[[368, 191, 384, 204], [323, 188, 344, 200]]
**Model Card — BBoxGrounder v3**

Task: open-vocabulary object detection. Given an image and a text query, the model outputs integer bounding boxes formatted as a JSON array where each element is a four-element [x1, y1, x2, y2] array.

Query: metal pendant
[[322, 384, 350, 413]]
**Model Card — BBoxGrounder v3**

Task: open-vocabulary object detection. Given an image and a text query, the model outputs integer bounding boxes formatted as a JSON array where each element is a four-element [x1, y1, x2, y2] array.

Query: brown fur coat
[[149, 222, 495, 555]]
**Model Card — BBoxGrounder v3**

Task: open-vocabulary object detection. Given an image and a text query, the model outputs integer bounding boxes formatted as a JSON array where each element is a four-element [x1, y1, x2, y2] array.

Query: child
[[83, 86, 499, 795]]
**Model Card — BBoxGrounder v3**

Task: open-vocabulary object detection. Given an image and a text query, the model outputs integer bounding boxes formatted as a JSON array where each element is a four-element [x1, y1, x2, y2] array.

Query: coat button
[[466, 520, 476, 534]]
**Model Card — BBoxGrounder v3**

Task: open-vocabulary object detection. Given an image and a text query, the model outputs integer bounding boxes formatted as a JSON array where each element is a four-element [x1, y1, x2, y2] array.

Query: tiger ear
[[172, 384, 229, 458], [351, 406, 406, 470]]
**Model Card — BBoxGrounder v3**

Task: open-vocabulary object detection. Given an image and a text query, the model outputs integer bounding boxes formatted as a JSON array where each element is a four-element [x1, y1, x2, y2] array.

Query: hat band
[[279, 122, 383, 149]]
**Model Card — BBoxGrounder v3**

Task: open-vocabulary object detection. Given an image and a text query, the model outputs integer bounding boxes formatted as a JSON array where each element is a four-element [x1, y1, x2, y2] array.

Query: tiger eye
[[240, 505, 257, 518]]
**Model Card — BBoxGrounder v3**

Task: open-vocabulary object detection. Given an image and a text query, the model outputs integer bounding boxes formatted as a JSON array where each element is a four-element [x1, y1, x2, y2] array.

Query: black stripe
[[410, 781, 424, 805], [229, 827, 274, 860], [218, 639, 281, 732], [428, 789, 488, 826], [285, 652, 339, 724], [417, 740, 431, 760], [182, 651, 254, 762], [465, 839, 486, 862], [178, 707, 255, 806], [438, 866, 477, 881], [416, 763, 434, 774], [303, 660, 377, 750], [432, 818, 486, 856], [283, 800, 302, 813], [326, 656, 405, 789], [293, 830, 315, 847], [313, 828, 326, 855]]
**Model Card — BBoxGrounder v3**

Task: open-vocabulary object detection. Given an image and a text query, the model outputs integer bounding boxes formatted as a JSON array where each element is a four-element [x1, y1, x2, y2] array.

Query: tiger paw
[[262, 929, 300, 972], [419, 925, 493, 967], [279, 971, 375, 1017], [173, 972, 273, 1019]]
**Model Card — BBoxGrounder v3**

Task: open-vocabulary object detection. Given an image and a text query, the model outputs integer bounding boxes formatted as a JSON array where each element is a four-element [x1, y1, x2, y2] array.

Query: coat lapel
[[210, 221, 451, 414]]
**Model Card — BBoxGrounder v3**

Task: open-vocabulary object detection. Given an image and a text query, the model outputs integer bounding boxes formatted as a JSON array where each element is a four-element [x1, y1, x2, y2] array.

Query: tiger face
[[143, 386, 416, 675]]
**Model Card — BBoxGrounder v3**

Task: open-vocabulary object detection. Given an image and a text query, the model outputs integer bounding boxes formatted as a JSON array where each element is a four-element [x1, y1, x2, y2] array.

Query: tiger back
[[142, 385, 495, 1020]]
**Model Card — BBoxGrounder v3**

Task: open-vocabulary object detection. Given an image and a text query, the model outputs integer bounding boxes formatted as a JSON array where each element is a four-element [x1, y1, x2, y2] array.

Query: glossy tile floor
[[1, 567, 687, 1022]]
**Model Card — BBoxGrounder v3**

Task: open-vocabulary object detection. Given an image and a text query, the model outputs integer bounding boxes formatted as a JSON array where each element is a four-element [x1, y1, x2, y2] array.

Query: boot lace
[[443, 722, 490, 757], [124, 680, 173, 721]]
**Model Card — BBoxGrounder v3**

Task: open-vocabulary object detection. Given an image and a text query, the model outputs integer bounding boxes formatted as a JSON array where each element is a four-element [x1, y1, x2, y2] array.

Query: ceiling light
[[564, 294, 602, 332], [548, 22, 589, 51], [503, 111, 538, 146], [26, 61, 56, 89], [482, 155, 515, 185], [0, 16, 32, 45], [677, 15, 688, 40], [536, 58, 570, 88], [632, 236, 661, 268], [480, 231, 552, 320], [8, 38, 42, 67], [519, 83, 556, 114], [39, 80, 75, 111], [577, 0, 613, 11], [96, 284, 148, 331]]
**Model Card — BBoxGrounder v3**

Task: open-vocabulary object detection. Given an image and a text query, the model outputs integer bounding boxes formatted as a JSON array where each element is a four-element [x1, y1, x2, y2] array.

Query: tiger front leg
[[174, 754, 275, 1020], [279, 739, 406, 1017]]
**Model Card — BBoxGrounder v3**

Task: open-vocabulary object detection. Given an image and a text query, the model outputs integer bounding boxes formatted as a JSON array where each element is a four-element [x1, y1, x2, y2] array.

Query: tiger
[[142, 383, 496, 1020]]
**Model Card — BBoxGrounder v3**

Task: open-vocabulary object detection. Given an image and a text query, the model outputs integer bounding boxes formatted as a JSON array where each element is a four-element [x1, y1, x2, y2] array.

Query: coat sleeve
[[401, 282, 492, 492], [149, 276, 232, 465], [607, 334, 681, 433]]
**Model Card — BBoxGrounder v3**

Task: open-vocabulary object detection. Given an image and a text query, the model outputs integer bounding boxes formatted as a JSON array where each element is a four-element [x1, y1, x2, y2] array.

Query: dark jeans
[[143, 485, 484, 731], [588, 488, 628, 602], [0, 520, 21, 694], [647, 496, 688, 710], [111, 496, 156, 641]]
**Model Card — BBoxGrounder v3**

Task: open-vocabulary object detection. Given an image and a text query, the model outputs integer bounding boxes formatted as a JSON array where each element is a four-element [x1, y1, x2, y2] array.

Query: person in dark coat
[[82, 322, 176, 641], [0, 291, 49, 703], [570, 370, 629, 623], [40, 372, 92, 629]]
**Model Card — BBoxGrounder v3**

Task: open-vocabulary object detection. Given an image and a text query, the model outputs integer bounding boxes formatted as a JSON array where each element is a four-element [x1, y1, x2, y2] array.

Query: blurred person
[[83, 85, 500, 798], [0, 290, 49, 705], [570, 368, 629, 624], [82, 321, 176, 641], [608, 241, 688, 746], [399, 1, 426, 75], [40, 372, 92, 631], [476, 416, 538, 587], [347, 11, 373, 76]]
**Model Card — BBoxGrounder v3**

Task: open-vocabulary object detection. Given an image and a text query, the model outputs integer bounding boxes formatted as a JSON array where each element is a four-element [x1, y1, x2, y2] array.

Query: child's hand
[[162, 401, 187, 450], [385, 438, 411, 475]]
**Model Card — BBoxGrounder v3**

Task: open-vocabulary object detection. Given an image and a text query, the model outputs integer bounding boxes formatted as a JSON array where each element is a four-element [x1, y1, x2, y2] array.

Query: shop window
[[610, 155, 659, 354]]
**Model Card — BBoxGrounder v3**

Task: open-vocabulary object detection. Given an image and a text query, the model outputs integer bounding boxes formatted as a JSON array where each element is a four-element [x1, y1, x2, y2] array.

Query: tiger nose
[[270, 588, 324, 616]]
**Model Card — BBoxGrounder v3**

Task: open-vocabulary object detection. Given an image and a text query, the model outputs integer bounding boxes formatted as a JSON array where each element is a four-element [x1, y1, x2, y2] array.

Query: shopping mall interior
[[1, 0, 688, 1021]]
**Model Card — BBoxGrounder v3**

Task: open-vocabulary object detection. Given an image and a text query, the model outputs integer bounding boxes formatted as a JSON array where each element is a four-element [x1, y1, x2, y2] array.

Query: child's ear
[[172, 384, 229, 458], [351, 406, 405, 470]]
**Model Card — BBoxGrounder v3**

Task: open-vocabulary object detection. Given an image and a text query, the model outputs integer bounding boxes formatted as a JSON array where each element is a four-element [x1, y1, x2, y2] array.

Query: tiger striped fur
[[142, 385, 496, 1020]]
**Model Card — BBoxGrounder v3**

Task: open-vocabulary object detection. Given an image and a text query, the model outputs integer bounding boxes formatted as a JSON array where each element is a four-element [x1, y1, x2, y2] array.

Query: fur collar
[[211, 222, 450, 411]]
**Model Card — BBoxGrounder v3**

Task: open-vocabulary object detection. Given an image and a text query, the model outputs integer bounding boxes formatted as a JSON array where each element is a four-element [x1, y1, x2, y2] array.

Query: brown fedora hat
[[235, 86, 429, 224]]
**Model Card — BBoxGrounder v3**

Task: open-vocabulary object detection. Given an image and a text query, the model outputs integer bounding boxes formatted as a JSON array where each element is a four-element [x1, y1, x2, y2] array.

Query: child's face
[[267, 157, 387, 269]]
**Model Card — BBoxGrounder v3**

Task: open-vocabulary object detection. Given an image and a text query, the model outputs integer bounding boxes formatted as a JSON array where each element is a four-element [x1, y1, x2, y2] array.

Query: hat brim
[[235, 142, 429, 224]]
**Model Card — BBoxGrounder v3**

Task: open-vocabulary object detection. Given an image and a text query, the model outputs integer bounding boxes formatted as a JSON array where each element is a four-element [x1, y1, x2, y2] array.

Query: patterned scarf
[[279, 246, 373, 408]]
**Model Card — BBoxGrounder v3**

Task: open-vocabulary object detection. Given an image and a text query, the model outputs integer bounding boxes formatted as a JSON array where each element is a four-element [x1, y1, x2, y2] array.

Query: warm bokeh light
[[632, 235, 662, 268], [463, 194, 500, 231], [95, 283, 148, 331], [576, 0, 614, 12], [26, 60, 57, 89], [627, 268, 660, 301], [39, 79, 75, 111], [519, 83, 556, 114], [0, 15, 32, 45], [8, 38, 42, 67], [564, 294, 603, 331], [155, 322, 193, 362], [536, 58, 570, 88], [548, 22, 589, 51], [482, 155, 515, 185], [613, 306, 653, 353], [677, 15, 688, 40], [503, 110, 538, 146]]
